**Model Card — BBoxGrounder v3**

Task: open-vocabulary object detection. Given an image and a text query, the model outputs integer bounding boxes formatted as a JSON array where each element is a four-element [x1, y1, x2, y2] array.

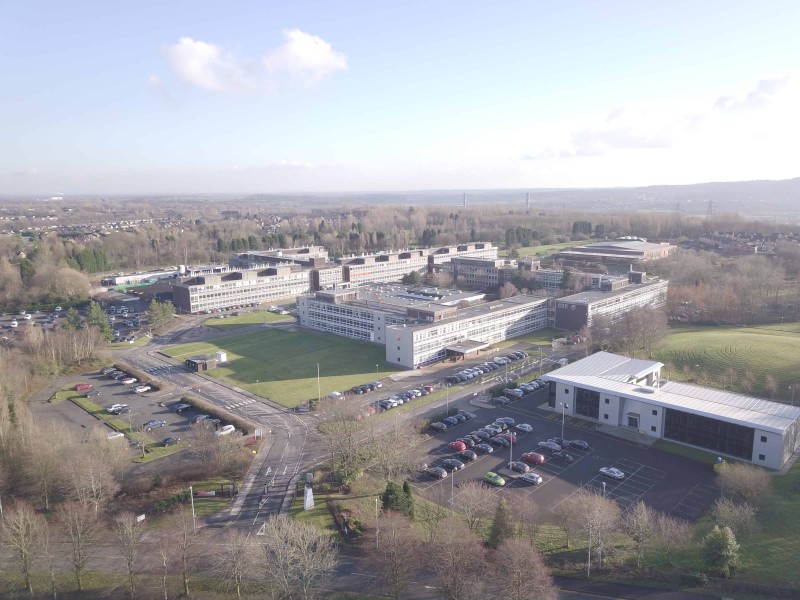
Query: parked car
[[458, 410, 476, 420], [495, 417, 515, 426], [442, 458, 465, 472], [174, 403, 192, 413], [483, 472, 506, 487], [551, 437, 570, 449], [472, 430, 491, 440], [215, 425, 236, 436], [121, 377, 138, 385], [111, 372, 127, 380], [521, 452, 545, 464], [448, 440, 467, 452], [108, 405, 130, 415], [552, 451, 575, 463], [515, 423, 533, 433], [162, 437, 181, 447], [599, 466, 625, 480], [107, 403, 128, 413], [75, 383, 92, 391], [429, 422, 448, 433], [520, 472, 543, 485], [427, 467, 448, 480], [442, 416, 459, 427], [106, 431, 125, 440], [474, 443, 494, 454], [144, 420, 167, 430], [191, 414, 210, 424], [570, 439, 590, 450], [489, 436, 510, 448], [483, 424, 503, 435], [455, 437, 475, 448], [509, 461, 531, 473], [101, 367, 117, 375], [492, 396, 511, 406], [458, 449, 478, 462], [133, 385, 151, 394], [538, 441, 562, 452]]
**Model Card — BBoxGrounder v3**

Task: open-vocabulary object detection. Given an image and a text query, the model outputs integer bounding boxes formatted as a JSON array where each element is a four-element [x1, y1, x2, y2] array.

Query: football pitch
[[163, 328, 399, 408]]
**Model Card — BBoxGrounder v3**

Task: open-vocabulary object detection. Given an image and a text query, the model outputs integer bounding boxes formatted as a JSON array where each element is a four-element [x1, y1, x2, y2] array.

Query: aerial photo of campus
[[1, 1, 800, 599]]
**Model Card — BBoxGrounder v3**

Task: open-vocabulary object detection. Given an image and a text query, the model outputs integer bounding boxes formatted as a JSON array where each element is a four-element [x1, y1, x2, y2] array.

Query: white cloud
[[163, 37, 254, 93], [147, 74, 163, 89], [161, 30, 346, 94], [263, 29, 348, 83]]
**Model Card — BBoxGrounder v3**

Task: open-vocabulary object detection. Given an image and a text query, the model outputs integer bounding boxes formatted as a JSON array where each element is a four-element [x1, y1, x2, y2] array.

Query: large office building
[[297, 284, 549, 368], [172, 265, 310, 314], [554, 274, 668, 330], [440, 257, 518, 289], [555, 238, 676, 266], [542, 352, 800, 470]]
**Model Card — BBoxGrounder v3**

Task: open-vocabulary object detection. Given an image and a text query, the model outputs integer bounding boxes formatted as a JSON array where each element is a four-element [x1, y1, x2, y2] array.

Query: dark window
[[604, 398, 610, 404], [651, 425, 657, 432], [575, 387, 600, 420], [758, 454, 765, 461], [652, 409, 658, 416], [564, 388, 569, 394], [548, 382, 556, 408], [664, 408, 754, 460], [760, 435, 767, 443], [397, 346, 400, 350], [603, 414, 609, 420]]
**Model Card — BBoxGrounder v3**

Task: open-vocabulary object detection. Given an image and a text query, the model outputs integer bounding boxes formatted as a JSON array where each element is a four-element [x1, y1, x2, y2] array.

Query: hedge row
[[180, 395, 257, 435], [113, 360, 162, 392]]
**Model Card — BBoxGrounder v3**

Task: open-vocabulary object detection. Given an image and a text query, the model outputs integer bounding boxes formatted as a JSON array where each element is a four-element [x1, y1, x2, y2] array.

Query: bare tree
[[259, 516, 338, 600], [318, 399, 366, 480], [113, 512, 146, 598], [163, 505, 198, 598], [415, 486, 452, 542], [488, 538, 557, 600], [431, 517, 488, 600], [623, 501, 656, 567], [364, 511, 421, 600], [213, 529, 259, 599], [58, 501, 103, 592], [22, 436, 63, 511], [718, 462, 772, 507], [453, 480, 495, 534], [711, 497, 757, 538], [366, 415, 421, 482], [552, 493, 583, 549], [572, 487, 621, 570], [186, 421, 217, 468], [39, 519, 59, 600], [2, 501, 44, 595], [654, 513, 692, 566], [507, 494, 539, 544], [765, 373, 778, 399], [63, 450, 120, 513]]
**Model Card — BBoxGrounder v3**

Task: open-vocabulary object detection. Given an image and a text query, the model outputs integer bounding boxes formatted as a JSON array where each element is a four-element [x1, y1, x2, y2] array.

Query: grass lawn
[[132, 441, 186, 463], [493, 327, 561, 348], [651, 439, 737, 467], [49, 388, 82, 403], [207, 309, 293, 330], [289, 485, 343, 541], [652, 323, 800, 400], [164, 329, 400, 408], [71, 396, 112, 419], [498, 240, 592, 258]]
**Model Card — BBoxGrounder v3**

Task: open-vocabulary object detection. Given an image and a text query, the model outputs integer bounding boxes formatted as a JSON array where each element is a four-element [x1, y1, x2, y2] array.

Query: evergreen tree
[[402, 481, 414, 519], [63, 307, 82, 331], [487, 498, 515, 548], [401, 271, 422, 285], [382, 481, 413, 516], [702, 525, 739, 578], [85, 301, 112, 340], [148, 299, 175, 331]]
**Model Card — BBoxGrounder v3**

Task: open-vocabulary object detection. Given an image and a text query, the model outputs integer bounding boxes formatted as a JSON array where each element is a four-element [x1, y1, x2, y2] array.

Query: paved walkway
[[554, 576, 711, 600]]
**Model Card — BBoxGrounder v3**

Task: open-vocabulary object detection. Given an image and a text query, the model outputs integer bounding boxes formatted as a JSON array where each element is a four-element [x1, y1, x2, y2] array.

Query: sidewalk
[[554, 576, 711, 600]]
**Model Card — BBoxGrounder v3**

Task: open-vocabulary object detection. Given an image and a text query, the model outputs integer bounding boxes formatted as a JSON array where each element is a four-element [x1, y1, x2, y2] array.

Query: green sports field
[[163, 329, 399, 408], [651, 323, 800, 401]]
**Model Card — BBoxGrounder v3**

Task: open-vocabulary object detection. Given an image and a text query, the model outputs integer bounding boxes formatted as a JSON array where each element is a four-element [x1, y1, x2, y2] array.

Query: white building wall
[[753, 428, 789, 470]]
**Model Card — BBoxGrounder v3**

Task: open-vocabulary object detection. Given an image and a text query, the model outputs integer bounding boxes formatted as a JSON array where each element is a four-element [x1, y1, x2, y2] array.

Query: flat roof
[[310, 283, 485, 315], [445, 339, 490, 353], [558, 279, 665, 304], [544, 352, 800, 434]]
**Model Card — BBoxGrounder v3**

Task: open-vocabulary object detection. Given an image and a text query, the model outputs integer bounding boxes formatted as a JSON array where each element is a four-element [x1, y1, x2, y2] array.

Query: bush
[[180, 395, 256, 434], [682, 572, 708, 587], [114, 360, 161, 391]]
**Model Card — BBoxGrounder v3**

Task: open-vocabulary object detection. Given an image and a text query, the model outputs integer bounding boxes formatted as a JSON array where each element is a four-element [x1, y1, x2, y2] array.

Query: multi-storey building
[[172, 265, 310, 313], [297, 284, 549, 368], [554, 274, 668, 330], [555, 238, 676, 266], [440, 257, 518, 289], [542, 352, 800, 470]]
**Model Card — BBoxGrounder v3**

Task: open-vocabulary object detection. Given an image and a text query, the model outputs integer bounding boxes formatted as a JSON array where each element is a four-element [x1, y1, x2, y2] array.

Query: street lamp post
[[189, 485, 196, 533], [560, 402, 569, 440], [446, 383, 450, 416], [376, 364, 379, 378], [602, 481, 606, 498], [790, 385, 795, 406], [375, 497, 379, 549]]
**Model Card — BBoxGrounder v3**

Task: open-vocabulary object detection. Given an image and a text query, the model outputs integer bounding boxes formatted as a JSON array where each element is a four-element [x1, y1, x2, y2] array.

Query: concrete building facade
[[542, 352, 800, 470]]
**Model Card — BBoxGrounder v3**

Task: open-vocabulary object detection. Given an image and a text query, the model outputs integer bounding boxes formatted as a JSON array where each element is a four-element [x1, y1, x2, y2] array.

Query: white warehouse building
[[542, 352, 800, 470]]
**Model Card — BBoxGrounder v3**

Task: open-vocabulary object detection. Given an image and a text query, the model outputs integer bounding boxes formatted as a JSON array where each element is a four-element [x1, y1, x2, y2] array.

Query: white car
[[599, 467, 625, 480], [23, 313, 32, 320], [10, 320, 18, 328], [515, 423, 533, 433], [133, 385, 151, 394], [54, 306, 62, 312], [107, 431, 125, 440], [121, 377, 138, 385], [107, 403, 128, 413], [214, 425, 236, 436], [520, 472, 543, 485]]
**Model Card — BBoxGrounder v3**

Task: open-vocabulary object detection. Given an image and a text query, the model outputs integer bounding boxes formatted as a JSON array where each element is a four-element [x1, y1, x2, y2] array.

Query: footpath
[[554, 576, 711, 600]]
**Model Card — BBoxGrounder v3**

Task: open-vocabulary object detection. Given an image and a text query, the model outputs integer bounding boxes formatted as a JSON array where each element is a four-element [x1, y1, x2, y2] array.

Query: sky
[[2, 0, 800, 195]]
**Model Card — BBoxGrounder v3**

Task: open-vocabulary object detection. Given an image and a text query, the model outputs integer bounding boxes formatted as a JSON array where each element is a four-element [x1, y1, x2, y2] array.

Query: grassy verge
[[49, 388, 82, 403], [164, 328, 399, 408], [651, 439, 731, 467], [110, 336, 150, 349], [71, 396, 112, 419], [132, 441, 187, 463], [289, 486, 343, 541]]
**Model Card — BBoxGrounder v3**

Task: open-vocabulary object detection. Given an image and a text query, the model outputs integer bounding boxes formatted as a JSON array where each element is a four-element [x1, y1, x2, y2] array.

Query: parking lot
[[414, 390, 720, 522]]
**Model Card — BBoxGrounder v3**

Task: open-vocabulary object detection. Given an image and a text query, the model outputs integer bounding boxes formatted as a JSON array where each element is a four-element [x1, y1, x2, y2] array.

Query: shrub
[[682, 572, 708, 587], [180, 395, 256, 434]]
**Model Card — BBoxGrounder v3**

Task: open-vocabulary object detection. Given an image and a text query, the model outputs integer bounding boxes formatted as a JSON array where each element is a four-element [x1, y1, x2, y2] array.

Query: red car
[[521, 452, 545, 464], [448, 440, 467, 452], [75, 383, 92, 391]]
